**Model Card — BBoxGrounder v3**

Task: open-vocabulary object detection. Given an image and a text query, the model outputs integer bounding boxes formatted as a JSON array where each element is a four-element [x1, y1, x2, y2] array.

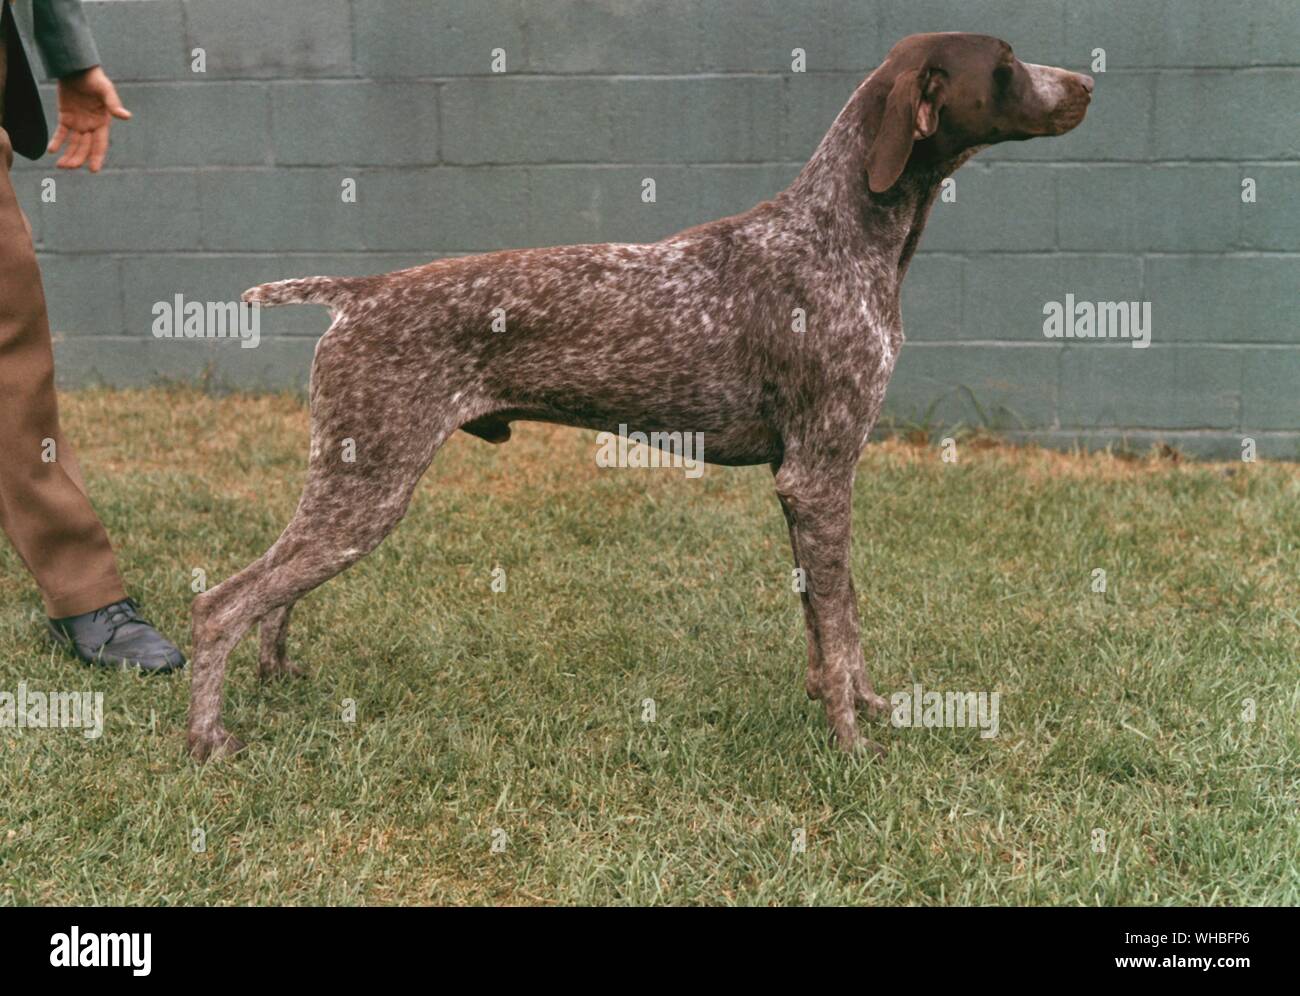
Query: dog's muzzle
[[1024, 63, 1094, 135]]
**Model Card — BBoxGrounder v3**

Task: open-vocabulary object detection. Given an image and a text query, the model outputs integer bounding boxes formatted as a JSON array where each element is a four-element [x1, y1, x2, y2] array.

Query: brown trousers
[[0, 31, 126, 617]]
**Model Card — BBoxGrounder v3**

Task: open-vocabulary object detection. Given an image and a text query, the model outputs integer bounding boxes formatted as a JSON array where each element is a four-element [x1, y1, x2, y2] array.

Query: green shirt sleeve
[[31, 0, 100, 79]]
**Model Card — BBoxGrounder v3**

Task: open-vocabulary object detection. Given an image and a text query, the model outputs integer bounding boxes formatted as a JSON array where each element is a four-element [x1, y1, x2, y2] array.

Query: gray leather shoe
[[48, 598, 186, 674]]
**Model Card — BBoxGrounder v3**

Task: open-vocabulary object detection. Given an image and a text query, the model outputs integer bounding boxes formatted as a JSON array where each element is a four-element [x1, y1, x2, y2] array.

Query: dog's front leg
[[776, 487, 824, 701], [774, 463, 884, 755], [844, 575, 890, 718]]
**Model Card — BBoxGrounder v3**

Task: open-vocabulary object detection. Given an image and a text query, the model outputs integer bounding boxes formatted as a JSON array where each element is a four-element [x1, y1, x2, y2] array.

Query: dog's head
[[865, 33, 1093, 193]]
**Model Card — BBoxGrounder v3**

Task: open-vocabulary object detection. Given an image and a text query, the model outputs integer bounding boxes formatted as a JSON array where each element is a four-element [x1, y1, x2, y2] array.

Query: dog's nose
[[1077, 73, 1095, 94]]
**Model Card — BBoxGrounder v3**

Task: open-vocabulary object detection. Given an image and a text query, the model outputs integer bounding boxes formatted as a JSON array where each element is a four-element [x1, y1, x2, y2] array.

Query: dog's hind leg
[[257, 604, 302, 679], [189, 326, 470, 759], [189, 413, 455, 759]]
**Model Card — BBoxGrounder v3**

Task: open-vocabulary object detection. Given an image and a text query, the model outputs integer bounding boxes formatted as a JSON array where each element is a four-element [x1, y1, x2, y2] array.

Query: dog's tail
[[242, 276, 360, 309]]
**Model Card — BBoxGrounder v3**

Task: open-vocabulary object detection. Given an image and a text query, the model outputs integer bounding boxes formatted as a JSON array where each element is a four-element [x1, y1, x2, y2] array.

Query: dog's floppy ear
[[866, 67, 944, 194]]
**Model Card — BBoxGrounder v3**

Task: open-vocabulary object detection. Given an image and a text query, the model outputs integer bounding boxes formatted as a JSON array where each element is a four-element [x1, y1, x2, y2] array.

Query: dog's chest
[[788, 268, 904, 447], [812, 265, 902, 367]]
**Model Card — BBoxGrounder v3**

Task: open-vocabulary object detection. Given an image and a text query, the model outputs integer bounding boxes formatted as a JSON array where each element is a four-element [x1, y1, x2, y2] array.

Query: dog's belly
[[463, 407, 781, 467]]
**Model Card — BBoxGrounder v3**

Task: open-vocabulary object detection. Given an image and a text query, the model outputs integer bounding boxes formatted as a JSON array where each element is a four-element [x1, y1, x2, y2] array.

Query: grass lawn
[[1, 387, 1296, 905]]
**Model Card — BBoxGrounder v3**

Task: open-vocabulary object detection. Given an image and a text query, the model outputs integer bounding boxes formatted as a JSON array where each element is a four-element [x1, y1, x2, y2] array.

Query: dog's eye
[[992, 63, 1014, 90]]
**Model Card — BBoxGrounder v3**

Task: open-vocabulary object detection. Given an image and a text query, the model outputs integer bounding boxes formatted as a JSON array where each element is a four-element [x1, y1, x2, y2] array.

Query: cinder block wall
[[14, 0, 1299, 458]]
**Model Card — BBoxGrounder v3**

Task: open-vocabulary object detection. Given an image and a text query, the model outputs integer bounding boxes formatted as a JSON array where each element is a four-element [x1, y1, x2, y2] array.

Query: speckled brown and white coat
[[188, 33, 1093, 759]]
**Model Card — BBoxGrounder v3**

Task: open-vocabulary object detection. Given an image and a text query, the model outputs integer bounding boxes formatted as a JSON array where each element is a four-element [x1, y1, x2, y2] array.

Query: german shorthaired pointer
[[189, 33, 1092, 759]]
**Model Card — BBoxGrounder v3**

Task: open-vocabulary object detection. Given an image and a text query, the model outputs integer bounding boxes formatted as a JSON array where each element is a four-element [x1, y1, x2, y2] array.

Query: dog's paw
[[188, 728, 247, 762], [839, 733, 887, 758], [827, 714, 887, 757]]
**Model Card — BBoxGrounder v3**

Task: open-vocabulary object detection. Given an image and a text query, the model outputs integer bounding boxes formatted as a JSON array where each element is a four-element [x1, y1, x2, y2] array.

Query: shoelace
[[90, 598, 149, 636]]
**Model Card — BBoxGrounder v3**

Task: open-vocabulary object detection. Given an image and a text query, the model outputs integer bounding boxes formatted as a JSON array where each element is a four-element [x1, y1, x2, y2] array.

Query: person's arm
[[31, 0, 100, 78], [28, 0, 131, 171]]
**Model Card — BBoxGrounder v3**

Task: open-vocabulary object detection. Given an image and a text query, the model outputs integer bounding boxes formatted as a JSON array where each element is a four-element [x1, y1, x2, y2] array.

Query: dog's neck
[[785, 78, 975, 283]]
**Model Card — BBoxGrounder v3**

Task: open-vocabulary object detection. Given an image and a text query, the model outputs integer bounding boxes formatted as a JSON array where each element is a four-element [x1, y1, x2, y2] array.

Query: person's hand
[[49, 66, 132, 172]]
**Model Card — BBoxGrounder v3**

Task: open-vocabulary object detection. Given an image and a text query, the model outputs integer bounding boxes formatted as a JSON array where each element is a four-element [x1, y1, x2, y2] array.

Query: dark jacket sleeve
[[31, 0, 100, 79]]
